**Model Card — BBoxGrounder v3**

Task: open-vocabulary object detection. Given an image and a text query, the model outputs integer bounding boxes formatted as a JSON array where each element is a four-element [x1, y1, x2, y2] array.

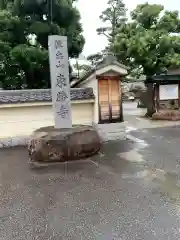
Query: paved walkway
[[1, 128, 180, 239], [1, 102, 180, 239]]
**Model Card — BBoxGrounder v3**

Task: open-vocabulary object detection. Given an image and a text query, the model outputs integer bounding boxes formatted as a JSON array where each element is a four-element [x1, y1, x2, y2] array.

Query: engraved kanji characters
[[56, 51, 64, 60], [55, 49, 64, 68], [57, 104, 69, 118], [56, 60, 65, 68], [55, 40, 63, 49], [53, 38, 71, 121], [56, 91, 68, 101], [56, 73, 67, 88]]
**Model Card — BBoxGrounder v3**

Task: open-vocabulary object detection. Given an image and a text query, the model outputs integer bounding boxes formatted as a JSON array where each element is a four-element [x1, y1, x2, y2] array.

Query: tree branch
[[102, 32, 111, 38]]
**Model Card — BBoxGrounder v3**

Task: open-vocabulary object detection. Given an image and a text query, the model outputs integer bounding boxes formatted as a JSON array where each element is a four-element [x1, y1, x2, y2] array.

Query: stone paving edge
[[0, 131, 127, 148]]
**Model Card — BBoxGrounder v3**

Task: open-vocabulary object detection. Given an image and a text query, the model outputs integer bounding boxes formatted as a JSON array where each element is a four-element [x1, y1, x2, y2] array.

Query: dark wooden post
[[120, 76, 124, 122], [178, 81, 180, 109], [120, 94, 124, 122], [146, 76, 156, 117], [156, 84, 160, 111]]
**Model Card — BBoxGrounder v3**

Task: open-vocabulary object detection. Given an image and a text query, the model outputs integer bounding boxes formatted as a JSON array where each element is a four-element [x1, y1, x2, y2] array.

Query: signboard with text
[[159, 84, 178, 100], [48, 35, 72, 128]]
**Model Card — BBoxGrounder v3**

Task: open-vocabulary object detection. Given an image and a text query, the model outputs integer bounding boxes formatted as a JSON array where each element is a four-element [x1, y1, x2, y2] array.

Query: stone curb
[[0, 123, 127, 148], [0, 131, 127, 148], [0, 136, 30, 148]]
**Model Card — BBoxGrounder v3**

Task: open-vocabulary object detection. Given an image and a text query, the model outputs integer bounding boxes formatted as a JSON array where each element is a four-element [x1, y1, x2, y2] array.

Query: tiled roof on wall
[[0, 88, 95, 104]]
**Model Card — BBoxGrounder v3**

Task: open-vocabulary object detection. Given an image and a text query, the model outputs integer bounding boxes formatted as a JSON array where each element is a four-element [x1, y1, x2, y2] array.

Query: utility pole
[[47, 0, 53, 23], [76, 59, 80, 79], [37, 0, 52, 23]]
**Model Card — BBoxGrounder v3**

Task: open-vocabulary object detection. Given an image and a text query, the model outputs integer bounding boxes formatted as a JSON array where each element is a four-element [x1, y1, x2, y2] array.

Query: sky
[[75, 0, 179, 58]]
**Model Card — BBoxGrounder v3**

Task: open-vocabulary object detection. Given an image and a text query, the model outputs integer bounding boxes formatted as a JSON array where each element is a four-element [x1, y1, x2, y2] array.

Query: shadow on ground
[[0, 140, 137, 176]]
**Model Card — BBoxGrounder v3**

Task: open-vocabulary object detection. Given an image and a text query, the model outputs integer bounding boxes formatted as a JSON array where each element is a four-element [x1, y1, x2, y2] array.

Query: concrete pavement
[[1, 131, 180, 239], [1, 102, 180, 239], [123, 101, 180, 129]]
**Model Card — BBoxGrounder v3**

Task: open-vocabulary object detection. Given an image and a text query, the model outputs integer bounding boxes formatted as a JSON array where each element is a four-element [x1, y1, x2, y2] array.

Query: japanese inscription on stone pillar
[[48, 35, 72, 128]]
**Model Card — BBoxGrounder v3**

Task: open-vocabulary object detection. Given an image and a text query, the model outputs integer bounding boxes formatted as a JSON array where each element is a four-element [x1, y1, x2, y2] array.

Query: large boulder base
[[28, 125, 101, 164], [152, 110, 180, 121]]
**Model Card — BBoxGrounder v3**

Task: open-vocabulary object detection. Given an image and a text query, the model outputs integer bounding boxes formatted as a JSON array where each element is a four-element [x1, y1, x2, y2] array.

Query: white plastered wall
[[0, 100, 94, 138], [78, 75, 99, 124]]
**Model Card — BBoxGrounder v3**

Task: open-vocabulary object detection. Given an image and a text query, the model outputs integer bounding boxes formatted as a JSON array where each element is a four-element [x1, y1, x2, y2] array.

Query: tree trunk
[[146, 82, 155, 117]]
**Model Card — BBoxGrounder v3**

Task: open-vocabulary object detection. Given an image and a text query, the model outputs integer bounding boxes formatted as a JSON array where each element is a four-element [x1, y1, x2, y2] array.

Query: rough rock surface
[[152, 110, 180, 121], [28, 125, 101, 164]]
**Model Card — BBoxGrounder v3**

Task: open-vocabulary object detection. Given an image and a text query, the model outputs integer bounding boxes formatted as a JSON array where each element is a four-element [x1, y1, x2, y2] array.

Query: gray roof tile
[[71, 55, 128, 87], [0, 88, 95, 104]]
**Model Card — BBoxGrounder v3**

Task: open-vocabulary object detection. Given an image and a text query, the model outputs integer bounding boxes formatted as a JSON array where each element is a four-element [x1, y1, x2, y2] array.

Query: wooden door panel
[[98, 78, 121, 123], [100, 105, 110, 120], [98, 80, 110, 120], [109, 79, 120, 119]]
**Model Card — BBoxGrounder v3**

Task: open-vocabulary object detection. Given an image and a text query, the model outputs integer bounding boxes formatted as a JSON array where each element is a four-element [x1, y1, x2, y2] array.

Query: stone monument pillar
[[48, 35, 72, 129], [27, 36, 101, 167]]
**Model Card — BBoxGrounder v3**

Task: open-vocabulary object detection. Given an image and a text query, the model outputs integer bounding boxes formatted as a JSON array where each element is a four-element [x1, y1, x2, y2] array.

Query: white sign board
[[48, 35, 72, 129], [159, 84, 178, 100]]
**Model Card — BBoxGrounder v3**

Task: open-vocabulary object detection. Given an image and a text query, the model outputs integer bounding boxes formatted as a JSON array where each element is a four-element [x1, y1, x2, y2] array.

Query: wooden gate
[[98, 77, 121, 123]]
